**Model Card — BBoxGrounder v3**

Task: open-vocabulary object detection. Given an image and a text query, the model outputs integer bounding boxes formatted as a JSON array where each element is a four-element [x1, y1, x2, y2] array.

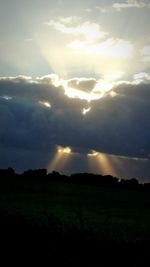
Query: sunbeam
[[48, 146, 72, 173], [87, 150, 117, 176]]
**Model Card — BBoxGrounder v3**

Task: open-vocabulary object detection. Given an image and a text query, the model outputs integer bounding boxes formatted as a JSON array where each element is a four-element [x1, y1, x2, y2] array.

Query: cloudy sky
[[0, 0, 150, 181]]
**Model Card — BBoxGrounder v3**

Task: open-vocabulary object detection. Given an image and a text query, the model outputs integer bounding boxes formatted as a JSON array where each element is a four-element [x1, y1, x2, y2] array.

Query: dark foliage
[[0, 168, 149, 266], [0, 168, 147, 189]]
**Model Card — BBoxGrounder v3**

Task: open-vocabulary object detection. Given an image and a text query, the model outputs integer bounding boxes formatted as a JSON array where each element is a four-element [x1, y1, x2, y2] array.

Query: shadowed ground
[[0, 177, 149, 266]]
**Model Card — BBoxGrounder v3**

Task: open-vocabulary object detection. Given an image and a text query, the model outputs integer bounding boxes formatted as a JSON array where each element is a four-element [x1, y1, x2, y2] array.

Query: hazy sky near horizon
[[0, 0, 150, 181]]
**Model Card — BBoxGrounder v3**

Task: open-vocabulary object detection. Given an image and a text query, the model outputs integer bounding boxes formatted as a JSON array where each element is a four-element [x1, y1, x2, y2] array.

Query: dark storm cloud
[[86, 81, 150, 158], [113, 82, 150, 100], [0, 75, 87, 154], [0, 76, 150, 172], [89, 97, 150, 157]]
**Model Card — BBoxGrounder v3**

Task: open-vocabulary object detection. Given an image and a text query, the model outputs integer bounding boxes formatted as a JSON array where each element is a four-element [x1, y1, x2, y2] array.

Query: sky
[[0, 0, 150, 182]]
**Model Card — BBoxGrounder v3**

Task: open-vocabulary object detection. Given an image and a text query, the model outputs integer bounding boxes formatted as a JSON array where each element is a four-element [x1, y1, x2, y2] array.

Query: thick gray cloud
[[0, 76, 88, 154], [87, 82, 150, 158], [0, 75, 150, 179]]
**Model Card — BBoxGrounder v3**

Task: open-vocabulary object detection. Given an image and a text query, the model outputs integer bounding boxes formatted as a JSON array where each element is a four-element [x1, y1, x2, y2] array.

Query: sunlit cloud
[[38, 15, 134, 81], [64, 85, 102, 101], [36, 74, 61, 87], [93, 80, 113, 93], [70, 38, 133, 58], [88, 150, 99, 157], [0, 74, 115, 103], [133, 72, 150, 80], [39, 101, 51, 108], [113, 0, 146, 11], [63, 78, 101, 101], [82, 107, 91, 115], [133, 72, 150, 83], [67, 78, 96, 92], [47, 19, 108, 41], [0, 75, 33, 83], [115, 154, 148, 161], [63, 78, 114, 101], [109, 91, 118, 97], [58, 146, 72, 154]]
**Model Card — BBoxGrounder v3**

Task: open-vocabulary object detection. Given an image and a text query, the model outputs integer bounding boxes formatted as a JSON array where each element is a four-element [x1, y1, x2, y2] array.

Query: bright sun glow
[[63, 79, 114, 101], [37, 20, 133, 83], [85, 38, 133, 58], [64, 85, 104, 101], [58, 146, 72, 154], [93, 80, 113, 93], [104, 71, 125, 82]]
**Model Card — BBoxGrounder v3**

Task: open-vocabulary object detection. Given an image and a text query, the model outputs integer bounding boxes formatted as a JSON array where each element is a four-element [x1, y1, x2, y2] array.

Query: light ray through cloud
[[87, 150, 117, 177], [48, 146, 73, 173]]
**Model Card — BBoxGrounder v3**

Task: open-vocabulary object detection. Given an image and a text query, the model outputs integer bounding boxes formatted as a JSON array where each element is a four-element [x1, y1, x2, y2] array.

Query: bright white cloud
[[47, 19, 108, 41], [39, 16, 135, 80], [113, 0, 146, 11], [133, 72, 150, 83], [69, 38, 133, 58]]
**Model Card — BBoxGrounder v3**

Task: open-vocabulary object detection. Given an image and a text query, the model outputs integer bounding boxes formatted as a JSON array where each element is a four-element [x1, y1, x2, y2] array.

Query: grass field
[[0, 177, 150, 266]]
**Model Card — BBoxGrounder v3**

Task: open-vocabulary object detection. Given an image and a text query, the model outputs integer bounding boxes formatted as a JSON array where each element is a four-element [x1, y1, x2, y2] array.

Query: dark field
[[0, 177, 150, 266]]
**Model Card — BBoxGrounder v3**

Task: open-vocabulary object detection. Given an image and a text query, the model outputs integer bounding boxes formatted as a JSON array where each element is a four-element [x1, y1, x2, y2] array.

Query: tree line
[[0, 167, 150, 190]]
